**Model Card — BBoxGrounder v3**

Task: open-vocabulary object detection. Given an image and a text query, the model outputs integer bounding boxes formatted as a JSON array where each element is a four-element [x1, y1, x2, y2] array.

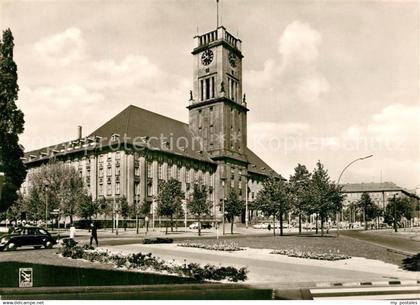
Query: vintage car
[[0, 226, 56, 251]]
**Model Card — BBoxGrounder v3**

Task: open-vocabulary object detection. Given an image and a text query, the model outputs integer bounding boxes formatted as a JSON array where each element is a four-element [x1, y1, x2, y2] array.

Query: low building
[[341, 182, 419, 210], [341, 182, 420, 224]]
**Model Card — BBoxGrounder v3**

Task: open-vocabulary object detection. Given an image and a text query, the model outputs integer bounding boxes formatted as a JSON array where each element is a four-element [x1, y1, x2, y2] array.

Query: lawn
[[182, 234, 411, 268]]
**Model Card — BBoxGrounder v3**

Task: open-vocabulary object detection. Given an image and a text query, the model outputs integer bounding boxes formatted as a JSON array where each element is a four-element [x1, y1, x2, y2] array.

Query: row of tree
[[254, 161, 344, 236], [5, 159, 416, 235], [154, 178, 244, 236], [356, 192, 416, 232]]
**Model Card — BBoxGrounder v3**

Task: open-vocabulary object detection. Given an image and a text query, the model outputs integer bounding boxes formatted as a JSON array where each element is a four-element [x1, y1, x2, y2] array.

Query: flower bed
[[178, 240, 244, 252], [270, 249, 351, 261], [57, 244, 248, 282], [143, 238, 173, 244]]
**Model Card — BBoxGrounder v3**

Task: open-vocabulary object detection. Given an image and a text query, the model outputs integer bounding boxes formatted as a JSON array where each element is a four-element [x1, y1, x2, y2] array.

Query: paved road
[[341, 230, 420, 254]]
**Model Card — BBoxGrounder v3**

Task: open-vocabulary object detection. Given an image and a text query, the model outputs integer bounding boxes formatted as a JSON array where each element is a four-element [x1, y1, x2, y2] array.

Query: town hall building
[[21, 26, 278, 224]]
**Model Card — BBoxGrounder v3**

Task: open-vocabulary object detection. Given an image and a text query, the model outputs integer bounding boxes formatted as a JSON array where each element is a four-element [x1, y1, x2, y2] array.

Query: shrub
[[57, 243, 248, 282], [143, 238, 173, 244], [402, 254, 420, 271], [110, 254, 129, 268], [60, 238, 78, 248]]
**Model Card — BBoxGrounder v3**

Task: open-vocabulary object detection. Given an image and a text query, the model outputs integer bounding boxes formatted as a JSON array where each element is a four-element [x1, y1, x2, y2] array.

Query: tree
[[0, 29, 26, 212], [156, 178, 184, 234], [357, 192, 380, 230], [224, 190, 244, 234], [254, 175, 289, 236], [26, 162, 65, 224], [384, 196, 414, 232], [187, 183, 211, 236], [118, 196, 129, 231], [6, 192, 24, 222], [25, 161, 87, 225], [60, 166, 86, 224], [289, 164, 311, 234], [98, 197, 112, 219], [309, 161, 344, 236], [139, 199, 152, 234], [77, 194, 99, 222]]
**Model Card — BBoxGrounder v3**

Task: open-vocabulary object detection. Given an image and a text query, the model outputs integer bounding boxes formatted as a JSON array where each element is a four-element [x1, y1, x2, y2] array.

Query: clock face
[[201, 49, 214, 66], [229, 52, 237, 68]]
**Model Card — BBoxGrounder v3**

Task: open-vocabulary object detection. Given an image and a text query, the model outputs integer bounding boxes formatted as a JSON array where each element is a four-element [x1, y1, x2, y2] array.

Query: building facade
[[21, 26, 277, 223], [341, 182, 420, 223]]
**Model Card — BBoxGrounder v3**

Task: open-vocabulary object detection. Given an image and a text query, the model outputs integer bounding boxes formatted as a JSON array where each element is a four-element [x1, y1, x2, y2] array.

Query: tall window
[[177, 167, 182, 181], [115, 182, 120, 195], [147, 179, 153, 196], [158, 164, 163, 179], [200, 76, 215, 101], [147, 162, 152, 177], [200, 79, 204, 101], [228, 77, 238, 101], [205, 78, 210, 100]]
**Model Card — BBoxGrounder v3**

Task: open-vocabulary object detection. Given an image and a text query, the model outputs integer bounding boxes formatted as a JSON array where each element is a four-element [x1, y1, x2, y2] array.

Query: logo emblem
[[19, 268, 33, 287]]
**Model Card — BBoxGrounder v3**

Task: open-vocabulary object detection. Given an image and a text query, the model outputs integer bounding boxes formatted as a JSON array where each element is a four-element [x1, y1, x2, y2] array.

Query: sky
[[0, 0, 419, 190]]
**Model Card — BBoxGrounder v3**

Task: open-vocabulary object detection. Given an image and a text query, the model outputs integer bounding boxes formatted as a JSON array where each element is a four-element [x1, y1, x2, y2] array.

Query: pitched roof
[[246, 147, 278, 177], [89, 105, 213, 162], [24, 104, 279, 177], [341, 182, 402, 192]]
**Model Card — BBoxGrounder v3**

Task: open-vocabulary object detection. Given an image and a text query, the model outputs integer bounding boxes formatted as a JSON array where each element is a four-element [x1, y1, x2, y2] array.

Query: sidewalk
[[102, 243, 419, 286], [56, 225, 285, 240]]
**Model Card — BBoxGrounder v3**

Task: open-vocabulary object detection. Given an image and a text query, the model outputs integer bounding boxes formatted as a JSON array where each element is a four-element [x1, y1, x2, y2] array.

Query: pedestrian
[[267, 223, 271, 231], [69, 225, 76, 240], [89, 223, 98, 247]]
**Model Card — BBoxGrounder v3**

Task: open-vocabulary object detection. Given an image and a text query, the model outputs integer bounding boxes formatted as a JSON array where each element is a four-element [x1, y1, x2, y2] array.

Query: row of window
[[98, 182, 121, 196], [199, 76, 239, 102]]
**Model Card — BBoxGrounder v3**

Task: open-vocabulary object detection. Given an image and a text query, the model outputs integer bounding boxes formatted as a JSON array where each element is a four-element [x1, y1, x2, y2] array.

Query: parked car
[[188, 222, 212, 230], [0, 226, 56, 251]]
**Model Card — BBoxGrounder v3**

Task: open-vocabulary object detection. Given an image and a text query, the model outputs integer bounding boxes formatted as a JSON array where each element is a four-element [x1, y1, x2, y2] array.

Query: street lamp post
[[183, 198, 187, 232], [336, 154, 373, 236], [240, 173, 249, 229], [222, 198, 225, 235], [44, 181, 50, 230], [393, 193, 399, 233]]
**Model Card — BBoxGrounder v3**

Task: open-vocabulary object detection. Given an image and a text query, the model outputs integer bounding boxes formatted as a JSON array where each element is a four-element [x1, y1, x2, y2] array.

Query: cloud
[[245, 20, 329, 104], [296, 77, 330, 104], [33, 27, 85, 66], [278, 21, 322, 66], [341, 104, 420, 155], [367, 103, 420, 143], [22, 27, 190, 151], [91, 55, 162, 89], [249, 122, 310, 137], [18, 85, 106, 150], [246, 103, 419, 188]]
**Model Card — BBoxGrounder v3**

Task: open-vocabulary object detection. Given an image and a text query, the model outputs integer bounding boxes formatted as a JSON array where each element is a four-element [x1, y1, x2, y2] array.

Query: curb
[[315, 280, 420, 288]]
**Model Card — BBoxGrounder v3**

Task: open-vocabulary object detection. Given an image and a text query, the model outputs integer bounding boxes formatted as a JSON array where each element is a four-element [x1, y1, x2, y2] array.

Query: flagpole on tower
[[216, 0, 220, 28]]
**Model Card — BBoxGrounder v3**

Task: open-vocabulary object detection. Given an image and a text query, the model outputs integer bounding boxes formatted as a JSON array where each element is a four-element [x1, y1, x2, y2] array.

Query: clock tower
[[188, 26, 249, 206]]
